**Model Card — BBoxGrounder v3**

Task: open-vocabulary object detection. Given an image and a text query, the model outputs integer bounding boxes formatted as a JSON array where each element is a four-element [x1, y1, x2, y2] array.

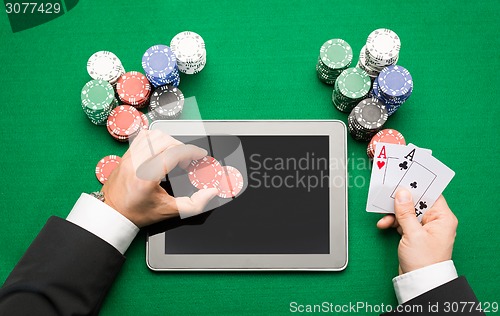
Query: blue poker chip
[[146, 67, 181, 88], [385, 103, 400, 116], [142, 45, 178, 81], [170, 76, 180, 87], [377, 65, 413, 99], [370, 77, 406, 116], [372, 79, 380, 98]]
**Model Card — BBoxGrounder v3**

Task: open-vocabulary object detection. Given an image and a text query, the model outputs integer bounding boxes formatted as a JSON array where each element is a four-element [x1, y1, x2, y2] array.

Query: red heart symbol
[[377, 161, 385, 169]]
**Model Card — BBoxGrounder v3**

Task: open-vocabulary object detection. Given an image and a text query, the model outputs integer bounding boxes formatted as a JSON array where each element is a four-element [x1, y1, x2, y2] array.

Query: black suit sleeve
[[382, 276, 485, 315], [0, 216, 126, 316]]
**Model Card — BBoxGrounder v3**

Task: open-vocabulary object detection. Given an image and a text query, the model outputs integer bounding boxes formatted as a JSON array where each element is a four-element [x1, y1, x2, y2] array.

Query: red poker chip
[[95, 155, 121, 184], [216, 166, 244, 198], [367, 129, 406, 158], [107, 105, 142, 139], [140, 113, 149, 131], [116, 71, 151, 106], [107, 131, 129, 143], [187, 156, 223, 189]]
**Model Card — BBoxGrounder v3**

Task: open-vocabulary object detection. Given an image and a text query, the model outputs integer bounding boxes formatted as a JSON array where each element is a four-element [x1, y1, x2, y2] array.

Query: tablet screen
[[160, 135, 330, 255]]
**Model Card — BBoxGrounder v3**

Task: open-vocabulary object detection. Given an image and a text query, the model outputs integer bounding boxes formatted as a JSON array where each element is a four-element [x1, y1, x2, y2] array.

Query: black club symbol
[[419, 201, 427, 210], [399, 161, 408, 170], [410, 181, 417, 189]]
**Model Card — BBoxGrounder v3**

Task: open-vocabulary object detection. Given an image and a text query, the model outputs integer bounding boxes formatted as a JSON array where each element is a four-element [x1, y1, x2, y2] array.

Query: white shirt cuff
[[393, 260, 458, 304], [66, 193, 140, 255]]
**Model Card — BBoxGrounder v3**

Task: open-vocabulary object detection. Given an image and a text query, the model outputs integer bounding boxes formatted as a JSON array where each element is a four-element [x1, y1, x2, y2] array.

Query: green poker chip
[[316, 39, 353, 85], [319, 39, 353, 70], [81, 79, 116, 124], [336, 67, 371, 99], [332, 67, 371, 113], [81, 79, 115, 111]]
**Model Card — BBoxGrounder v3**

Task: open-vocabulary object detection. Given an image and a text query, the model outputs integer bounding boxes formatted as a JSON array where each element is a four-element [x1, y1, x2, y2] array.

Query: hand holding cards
[[366, 143, 455, 221]]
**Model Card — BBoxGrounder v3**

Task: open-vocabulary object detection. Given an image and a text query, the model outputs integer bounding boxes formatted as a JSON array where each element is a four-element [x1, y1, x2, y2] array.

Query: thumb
[[394, 188, 421, 234], [175, 188, 219, 219]]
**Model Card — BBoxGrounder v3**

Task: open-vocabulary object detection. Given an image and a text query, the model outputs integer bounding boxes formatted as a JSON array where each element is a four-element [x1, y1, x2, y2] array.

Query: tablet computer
[[146, 120, 348, 271]]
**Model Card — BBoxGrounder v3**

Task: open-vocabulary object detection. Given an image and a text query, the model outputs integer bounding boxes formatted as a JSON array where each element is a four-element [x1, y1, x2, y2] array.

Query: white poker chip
[[87, 51, 124, 82], [170, 31, 207, 74]]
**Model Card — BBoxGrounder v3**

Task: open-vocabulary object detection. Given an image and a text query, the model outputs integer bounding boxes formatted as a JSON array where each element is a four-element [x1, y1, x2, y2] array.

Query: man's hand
[[102, 130, 218, 228], [376, 188, 458, 274]]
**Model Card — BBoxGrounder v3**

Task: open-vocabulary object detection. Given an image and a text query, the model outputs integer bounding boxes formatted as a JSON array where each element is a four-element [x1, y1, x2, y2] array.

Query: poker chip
[[371, 79, 404, 116], [332, 67, 371, 113], [378, 65, 412, 97], [356, 45, 380, 81], [216, 166, 244, 198], [187, 156, 223, 189], [116, 71, 151, 108], [149, 85, 184, 119], [316, 39, 353, 85], [106, 105, 142, 142], [347, 98, 388, 141], [95, 155, 121, 184], [367, 129, 406, 158], [81, 79, 117, 125], [87, 51, 125, 84], [141, 45, 180, 88], [355, 29, 400, 83], [365, 29, 401, 69], [371, 65, 413, 116], [170, 31, 207, 75], [140, 113, 149, 131]]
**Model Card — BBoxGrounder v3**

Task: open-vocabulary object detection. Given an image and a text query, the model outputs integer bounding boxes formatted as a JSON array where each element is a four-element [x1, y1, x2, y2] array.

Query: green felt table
[[1, 1, 499, 315]]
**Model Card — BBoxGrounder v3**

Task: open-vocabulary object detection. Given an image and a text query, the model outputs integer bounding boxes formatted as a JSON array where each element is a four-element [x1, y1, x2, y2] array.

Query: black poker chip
[[347, 98, 387, 141], [149, 85, 184, 119]]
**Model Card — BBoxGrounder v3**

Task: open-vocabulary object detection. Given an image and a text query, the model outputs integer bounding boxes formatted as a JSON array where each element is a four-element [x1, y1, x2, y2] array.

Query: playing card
[[408, 143, 432, 155], [372, 150, 455, 220], [382, 144, 433, 191], [366, 143, 417, 213]]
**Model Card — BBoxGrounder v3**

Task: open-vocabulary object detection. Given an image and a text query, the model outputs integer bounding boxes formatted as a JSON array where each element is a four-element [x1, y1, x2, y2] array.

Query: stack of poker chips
[[115, 71, 152, 109], [106, 105, 149, 142], [332, 67, 371, 113], [357, 29, 401, 81], [170, 31, 207, 75], [82, 36, 208, 145], [371, 65, 413, 116], [142, 45, 180, 88], [316, 39, 353, 85], [347, 98, 388, 141], [87, 51, 125, 85], [81, 79, 118, 125], [148, 85, 185, 120]]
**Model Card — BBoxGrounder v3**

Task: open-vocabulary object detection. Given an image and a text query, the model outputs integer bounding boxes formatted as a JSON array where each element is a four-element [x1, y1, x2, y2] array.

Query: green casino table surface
[[0, 0, 499, 315]]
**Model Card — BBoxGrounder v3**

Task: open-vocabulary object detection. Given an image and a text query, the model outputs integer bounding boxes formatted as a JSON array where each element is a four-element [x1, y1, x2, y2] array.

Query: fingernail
[[396, 188, 411, 203]]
